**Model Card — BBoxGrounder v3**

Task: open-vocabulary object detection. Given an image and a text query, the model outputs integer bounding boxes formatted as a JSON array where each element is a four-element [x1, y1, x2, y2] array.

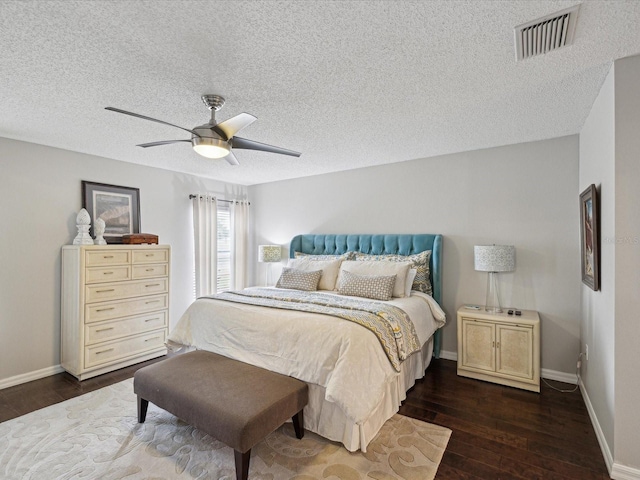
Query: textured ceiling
[[1, 1, 640, 186]]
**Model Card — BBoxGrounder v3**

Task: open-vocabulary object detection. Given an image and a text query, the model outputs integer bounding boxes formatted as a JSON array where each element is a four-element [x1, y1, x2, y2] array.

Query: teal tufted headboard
[[289, 234, 443, 357]]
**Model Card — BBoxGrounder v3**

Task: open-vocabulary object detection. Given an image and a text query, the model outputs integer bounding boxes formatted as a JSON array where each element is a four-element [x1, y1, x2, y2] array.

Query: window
[[191, 195, 249, 298], [216, 202, 231, 292]]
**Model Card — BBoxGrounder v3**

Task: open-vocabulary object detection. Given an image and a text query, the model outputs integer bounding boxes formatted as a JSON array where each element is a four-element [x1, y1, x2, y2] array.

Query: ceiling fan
[[105, 95, 301, 166]]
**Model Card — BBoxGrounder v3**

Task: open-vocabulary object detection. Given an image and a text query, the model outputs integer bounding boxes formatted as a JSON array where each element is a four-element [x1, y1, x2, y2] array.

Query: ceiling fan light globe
[[192, 137, 230, 159]]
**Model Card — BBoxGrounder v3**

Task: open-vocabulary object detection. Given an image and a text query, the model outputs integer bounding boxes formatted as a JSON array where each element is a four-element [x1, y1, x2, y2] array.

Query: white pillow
[[405, 268, 417, 297], [338, 260, 411, 298], [287, 257, 343, 290]]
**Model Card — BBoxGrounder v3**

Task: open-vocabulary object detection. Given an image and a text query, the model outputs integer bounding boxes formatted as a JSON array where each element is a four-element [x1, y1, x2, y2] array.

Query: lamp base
[[484, 306, 503, 314], [485, 271, 503, 313]]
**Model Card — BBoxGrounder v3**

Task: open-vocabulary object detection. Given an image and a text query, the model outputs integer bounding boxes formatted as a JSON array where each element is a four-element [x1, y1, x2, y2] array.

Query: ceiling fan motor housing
[[192, 124, 230, 158]]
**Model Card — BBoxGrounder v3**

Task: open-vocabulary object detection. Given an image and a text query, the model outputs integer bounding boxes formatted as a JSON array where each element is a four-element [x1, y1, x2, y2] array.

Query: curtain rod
[[189, 194, 250, 205]]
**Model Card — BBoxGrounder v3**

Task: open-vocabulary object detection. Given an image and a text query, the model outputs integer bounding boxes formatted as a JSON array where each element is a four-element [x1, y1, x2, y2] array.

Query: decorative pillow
[[337, 270, 396, 301], [276, 268, 322, 291], [294, 251, 355, 261], [354, 250, 432, 296], [405, 268, 417, 297], [337, 260, 411, 298], [287, 258, 343, 290]]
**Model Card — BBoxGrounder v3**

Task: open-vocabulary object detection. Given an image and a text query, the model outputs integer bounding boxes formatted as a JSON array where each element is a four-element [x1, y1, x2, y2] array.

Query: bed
[[167, 233, 445, 452]]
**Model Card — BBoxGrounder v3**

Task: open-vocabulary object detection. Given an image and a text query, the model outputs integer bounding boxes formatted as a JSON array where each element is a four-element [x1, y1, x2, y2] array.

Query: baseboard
[[611, 463, 640, 480], [0, 364, 65, 390], [579, 377, 614, 475], [438, 350, 577, 385], [541, 368, 578, 385], [611, 462, 640, 480], [579, 378, 640, 480], [438, 349, 457, 361]]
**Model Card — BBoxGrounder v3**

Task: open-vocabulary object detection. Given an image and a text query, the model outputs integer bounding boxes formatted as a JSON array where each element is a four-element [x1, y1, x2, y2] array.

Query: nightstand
[[456, 306, 540, 392]]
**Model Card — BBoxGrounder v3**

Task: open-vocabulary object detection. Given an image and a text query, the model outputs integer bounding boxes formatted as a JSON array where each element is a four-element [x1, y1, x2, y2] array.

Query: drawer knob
[[96, 307, 115, 312], [145, 268, 154, 272], [144, 337, 161, 342], [95, 348, 114, 355], [103, 271, 114, 275], [103, 255, 114, 259], [145, 283, 160, 288], [145, 318, 160, 322], [96, 327, 114, 333], [96, 289, 115, 293], [145, 300, 160, 304]]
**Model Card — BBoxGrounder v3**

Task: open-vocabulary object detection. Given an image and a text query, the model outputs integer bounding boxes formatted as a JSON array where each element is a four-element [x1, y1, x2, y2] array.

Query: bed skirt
[[302, 338, 434, 452]]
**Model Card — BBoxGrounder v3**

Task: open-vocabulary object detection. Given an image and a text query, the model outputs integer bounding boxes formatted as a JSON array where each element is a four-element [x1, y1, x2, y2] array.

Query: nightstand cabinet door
[[461, 319, 496, 373], [457, 307, 540, 393], [496, 324, 533, 379]]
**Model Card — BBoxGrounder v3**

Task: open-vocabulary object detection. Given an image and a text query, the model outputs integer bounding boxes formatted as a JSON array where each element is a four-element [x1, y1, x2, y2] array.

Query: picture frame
[[82, 181, 140, 244], [580, 184, 599, 291]]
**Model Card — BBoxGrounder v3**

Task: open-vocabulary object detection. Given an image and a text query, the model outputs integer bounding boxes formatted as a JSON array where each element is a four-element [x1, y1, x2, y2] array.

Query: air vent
[[514, 4, 580, 61]]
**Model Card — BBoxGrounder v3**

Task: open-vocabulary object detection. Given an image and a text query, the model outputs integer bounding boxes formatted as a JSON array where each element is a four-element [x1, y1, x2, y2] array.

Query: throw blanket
[[203, 288, 421, 371]]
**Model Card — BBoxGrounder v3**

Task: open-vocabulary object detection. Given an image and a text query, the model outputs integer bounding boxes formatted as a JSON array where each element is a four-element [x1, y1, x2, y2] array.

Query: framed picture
[[82, 181, 140, 244], [580, 184, 599, 291]]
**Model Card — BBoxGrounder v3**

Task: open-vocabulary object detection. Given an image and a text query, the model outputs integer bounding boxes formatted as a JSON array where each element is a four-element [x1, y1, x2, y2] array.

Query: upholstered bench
[[133, 350, 309, 480]]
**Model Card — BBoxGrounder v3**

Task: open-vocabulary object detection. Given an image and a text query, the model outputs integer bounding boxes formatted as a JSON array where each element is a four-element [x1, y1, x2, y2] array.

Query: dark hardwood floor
[[400, 359, 610, 480], [0, 358, 609, 479]]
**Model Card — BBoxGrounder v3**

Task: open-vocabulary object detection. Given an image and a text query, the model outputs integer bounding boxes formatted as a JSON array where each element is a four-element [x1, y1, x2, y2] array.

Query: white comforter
[[167, 288, 445, 426]]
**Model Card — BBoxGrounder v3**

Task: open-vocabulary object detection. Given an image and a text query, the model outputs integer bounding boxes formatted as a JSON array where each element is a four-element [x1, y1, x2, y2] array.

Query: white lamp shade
[[474, 245, 515, 272], [258, 245, 281, 263]]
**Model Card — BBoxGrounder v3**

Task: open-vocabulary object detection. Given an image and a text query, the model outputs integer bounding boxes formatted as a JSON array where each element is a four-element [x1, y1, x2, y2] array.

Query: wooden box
[[122, 234, 159, 245]]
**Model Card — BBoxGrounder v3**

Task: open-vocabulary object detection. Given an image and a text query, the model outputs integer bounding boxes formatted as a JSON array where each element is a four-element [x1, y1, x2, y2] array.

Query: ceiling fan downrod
[[202, 95, 225, 125]]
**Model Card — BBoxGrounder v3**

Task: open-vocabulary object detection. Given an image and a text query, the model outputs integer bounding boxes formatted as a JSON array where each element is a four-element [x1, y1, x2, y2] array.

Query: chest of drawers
[[61, 245, 170, 380]]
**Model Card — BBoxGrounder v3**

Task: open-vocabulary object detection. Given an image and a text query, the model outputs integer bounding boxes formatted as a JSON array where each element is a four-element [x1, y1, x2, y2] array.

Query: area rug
[[0, 379, 451, 479]]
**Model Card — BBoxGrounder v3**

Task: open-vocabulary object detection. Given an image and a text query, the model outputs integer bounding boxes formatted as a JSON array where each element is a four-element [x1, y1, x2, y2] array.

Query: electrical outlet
[[585, 344, 589, 361]]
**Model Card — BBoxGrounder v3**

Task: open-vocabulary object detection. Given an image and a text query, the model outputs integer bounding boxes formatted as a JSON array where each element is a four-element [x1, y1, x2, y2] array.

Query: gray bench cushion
[[134, 350, 308, 453]]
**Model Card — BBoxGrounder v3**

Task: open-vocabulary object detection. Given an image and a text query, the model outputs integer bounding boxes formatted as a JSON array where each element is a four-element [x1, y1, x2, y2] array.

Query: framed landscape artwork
[[580, 184, 599, 291], [82, 181, 140, 244]]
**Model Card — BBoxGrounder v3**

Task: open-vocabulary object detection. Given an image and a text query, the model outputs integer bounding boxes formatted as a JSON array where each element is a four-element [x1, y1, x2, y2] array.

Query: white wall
[[579, 65, 616, 461], [0, 137, 246, 384], [579, 53, 640, 477], [249, 135, 580, 374], [613, 55, 640, 473]]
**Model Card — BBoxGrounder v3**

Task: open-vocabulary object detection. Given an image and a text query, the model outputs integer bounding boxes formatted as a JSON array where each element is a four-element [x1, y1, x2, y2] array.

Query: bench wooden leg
[[234, 449, 251, 480], [137, 397, 149, 423], [292, 409, 305, 439]]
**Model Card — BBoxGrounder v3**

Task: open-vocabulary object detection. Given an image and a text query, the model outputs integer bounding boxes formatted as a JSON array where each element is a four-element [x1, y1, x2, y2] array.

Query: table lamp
[[258, 245, 281, 285], [474, 245, 515, 313]]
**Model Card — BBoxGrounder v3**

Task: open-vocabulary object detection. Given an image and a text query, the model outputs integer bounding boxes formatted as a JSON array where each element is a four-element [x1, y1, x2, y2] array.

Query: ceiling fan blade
[[224, 151, 240, 166], [231, 136, 301, 157], [136, 140, 191, 148], [214, 113, 257, 140], [105, 107, 200, 137]]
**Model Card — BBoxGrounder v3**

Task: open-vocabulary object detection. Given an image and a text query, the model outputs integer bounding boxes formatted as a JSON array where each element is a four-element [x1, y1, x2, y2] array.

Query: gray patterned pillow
[[294, 251, 355, 261], [354, 250, 432, 296], [276, 268, 322, 291], [337, 270, 396, 301]]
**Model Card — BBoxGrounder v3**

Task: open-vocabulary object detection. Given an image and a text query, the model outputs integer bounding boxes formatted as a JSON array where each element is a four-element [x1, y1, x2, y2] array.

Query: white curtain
[[192, 194, 217, 297], [230, 200, 250, 290]]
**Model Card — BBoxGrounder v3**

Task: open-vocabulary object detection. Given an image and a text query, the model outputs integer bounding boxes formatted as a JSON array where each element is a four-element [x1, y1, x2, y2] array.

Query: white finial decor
[[73, 208, 94, 245], [94, 217, 107, 245]]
